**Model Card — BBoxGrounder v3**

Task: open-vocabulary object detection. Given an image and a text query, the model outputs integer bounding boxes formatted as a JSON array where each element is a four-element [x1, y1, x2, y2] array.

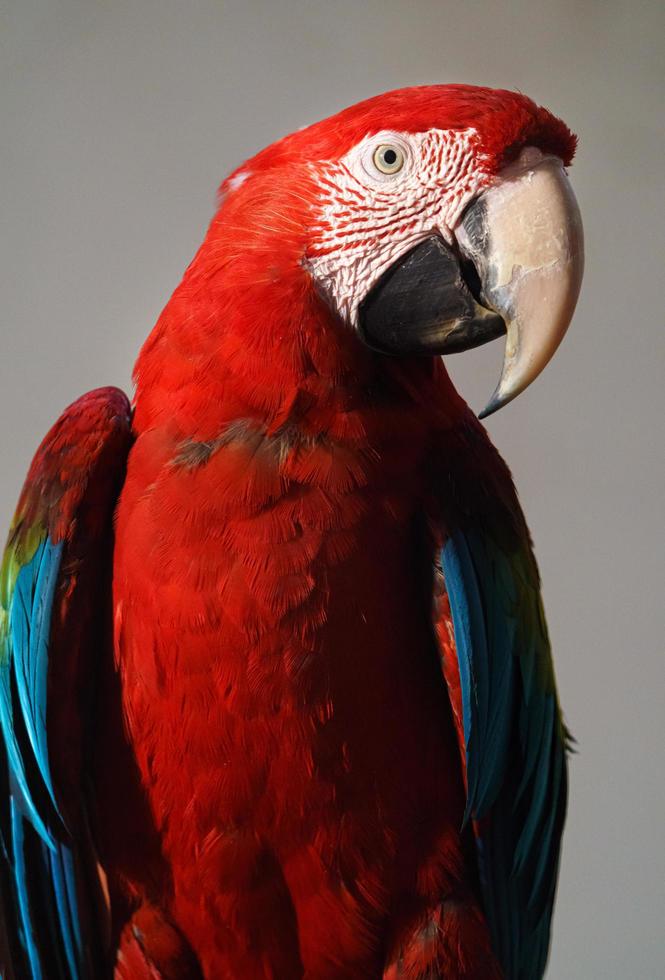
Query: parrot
[[0, 84, 584, 980]]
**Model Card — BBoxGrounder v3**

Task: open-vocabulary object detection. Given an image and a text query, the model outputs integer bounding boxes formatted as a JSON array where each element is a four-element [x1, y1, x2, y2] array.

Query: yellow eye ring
[[372, 144, 405, 175]]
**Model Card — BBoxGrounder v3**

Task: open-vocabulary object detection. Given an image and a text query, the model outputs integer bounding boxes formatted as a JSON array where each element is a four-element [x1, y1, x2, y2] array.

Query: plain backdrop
[[1, 2, 663, 976]]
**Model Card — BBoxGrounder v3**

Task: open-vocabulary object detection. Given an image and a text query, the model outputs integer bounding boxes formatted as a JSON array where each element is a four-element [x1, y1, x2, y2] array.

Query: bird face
[[216, 86, 584, 416], [299, 86, 584, 416], [305, 125, 491, 324]]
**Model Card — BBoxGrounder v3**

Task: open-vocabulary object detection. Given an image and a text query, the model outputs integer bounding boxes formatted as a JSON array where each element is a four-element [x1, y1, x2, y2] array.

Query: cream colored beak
[[455, 146, 584, 418]]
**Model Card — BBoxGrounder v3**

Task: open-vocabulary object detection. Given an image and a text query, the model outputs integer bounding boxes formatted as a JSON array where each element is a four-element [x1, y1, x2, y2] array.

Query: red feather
[[107, 84, 577, 975], [40, 85, 574, 976]]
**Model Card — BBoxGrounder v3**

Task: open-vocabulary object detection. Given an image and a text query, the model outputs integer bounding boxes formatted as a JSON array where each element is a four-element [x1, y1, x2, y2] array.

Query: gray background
[[1, 1, 663, 976]]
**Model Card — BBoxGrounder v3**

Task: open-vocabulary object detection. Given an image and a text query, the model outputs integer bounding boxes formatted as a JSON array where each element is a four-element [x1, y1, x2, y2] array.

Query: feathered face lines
[[304, 127, 492, 324]]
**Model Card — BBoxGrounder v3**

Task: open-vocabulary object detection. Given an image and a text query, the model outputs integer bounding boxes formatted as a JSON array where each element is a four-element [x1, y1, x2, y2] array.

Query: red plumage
[[2, 85, 575, 978], [114, 334, 499, 976], [102, 85, 573, 976]]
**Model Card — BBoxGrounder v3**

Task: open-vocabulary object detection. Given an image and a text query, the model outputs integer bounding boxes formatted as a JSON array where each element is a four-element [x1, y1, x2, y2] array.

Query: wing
[[0, 387, 132, 978], [435, 415, 569, 980]]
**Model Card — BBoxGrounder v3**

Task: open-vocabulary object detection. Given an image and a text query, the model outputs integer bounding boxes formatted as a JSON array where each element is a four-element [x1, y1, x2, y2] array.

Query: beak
[[456, 148, 584, 417], [358, 147, 584, 418]]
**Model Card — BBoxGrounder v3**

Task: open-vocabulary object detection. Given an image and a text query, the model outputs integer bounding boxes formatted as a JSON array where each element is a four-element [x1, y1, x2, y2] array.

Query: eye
[[372, 144, 405, 175]]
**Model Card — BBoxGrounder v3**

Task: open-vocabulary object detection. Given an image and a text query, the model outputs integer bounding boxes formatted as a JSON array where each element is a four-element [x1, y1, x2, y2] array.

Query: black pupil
[[383, 148, 397, 165]]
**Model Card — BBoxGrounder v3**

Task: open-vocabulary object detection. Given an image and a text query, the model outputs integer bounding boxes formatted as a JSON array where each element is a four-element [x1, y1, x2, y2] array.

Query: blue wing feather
[[10, 796, 43, 980], [0, 386, 132, 978], [442, 516, 567, 980], [11, 538, 64, 818], [0, 673, 54, 849], [1, 535, 83, 977], [48, 840, 81, 978]]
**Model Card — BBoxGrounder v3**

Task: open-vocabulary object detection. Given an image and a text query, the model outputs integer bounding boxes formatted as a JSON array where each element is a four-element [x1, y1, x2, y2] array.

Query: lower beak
[[357, 147, 584, 418]]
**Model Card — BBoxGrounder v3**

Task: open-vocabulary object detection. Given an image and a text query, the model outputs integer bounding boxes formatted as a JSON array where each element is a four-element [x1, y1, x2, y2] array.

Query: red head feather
[[133, 85, 576, 437], [222, 84, 576, 188]]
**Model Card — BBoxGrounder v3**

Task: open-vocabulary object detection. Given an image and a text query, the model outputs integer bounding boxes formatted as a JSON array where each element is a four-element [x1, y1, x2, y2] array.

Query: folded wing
[[0, 388, 132, 978], [435, 417, 569, 980]]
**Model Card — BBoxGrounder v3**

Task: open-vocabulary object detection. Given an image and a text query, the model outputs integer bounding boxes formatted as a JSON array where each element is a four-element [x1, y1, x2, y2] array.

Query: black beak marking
[[357, 236, 505, 357]]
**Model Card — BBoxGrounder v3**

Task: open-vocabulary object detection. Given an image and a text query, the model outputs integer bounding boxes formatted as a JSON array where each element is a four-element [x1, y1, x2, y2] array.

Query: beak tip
[[477, 401, 498, 421], [478, 388, 510, 420]]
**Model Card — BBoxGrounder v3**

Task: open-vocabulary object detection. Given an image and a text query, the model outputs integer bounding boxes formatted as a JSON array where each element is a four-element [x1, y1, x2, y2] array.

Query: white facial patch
[[305, 128, 492, 325]]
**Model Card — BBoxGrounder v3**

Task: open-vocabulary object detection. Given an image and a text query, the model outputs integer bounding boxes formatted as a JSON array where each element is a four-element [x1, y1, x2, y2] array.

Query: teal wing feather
[[438, 417, 569, 980], [0, 387, 132, 978]]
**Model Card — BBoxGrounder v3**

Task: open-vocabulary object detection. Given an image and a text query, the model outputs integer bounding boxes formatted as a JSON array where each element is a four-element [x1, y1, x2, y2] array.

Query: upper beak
[[357, 146, 584, 418], [456, 147, 584, 417]]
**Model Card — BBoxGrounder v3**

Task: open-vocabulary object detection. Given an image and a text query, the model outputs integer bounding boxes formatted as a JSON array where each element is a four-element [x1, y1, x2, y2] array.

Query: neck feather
[[132, 191, 466, 443]]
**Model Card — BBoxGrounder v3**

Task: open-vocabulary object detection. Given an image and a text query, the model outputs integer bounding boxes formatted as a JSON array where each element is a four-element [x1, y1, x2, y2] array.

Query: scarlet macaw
[[0, 85, 583, 979]]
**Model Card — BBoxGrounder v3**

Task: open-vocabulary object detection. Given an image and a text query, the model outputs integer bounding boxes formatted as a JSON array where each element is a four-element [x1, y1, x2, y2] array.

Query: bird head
[[174, 85, 584, 423]]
